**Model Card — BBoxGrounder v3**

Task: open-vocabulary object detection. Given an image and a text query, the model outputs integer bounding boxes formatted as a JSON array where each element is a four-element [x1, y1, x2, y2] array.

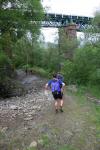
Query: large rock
[[29, 141, 37, 148]]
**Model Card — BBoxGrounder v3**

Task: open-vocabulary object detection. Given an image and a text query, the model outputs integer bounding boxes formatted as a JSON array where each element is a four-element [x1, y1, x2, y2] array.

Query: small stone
[[24, 117, 33, 121], [10, 105, 18, 110], [1, 127, 8, 133]]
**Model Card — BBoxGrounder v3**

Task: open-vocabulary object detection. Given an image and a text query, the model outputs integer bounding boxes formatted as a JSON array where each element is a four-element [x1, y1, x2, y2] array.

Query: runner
[[45, 73, 65, 113]]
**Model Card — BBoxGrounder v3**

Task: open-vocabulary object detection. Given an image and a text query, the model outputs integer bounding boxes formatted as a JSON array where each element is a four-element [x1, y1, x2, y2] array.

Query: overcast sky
[[41, 0, 100, 42]]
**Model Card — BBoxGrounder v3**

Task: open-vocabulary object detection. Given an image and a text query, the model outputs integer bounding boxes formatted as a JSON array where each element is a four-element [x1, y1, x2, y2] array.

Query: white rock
[[29, 141, 37, 148], [10, 105, 18, 110]]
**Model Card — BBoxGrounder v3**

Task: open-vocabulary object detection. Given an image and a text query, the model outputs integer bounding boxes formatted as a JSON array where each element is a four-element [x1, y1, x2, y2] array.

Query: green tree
[[0, 0, 44, 97], [74, 43, 100, 84], [61, 11, 100, 85], [84, 10, 100, 45], [0, 0, 44, 58]]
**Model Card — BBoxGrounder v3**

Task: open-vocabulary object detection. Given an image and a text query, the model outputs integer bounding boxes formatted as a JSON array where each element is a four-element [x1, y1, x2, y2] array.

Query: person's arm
[[62, 82, 65, 87], [44, 80, 52, 96], [61, 82, 65, 92], [45, 83, 49, 90], [45, 80, 52, 90], [44, 83, 49, 96]]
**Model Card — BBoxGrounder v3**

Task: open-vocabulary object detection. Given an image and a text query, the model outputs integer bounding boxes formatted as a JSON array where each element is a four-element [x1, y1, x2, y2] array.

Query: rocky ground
[[0, 71, 100, 150]]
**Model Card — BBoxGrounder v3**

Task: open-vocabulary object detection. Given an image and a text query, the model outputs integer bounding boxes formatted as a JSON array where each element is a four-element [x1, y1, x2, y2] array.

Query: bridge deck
[[40, 13, 93, 30]]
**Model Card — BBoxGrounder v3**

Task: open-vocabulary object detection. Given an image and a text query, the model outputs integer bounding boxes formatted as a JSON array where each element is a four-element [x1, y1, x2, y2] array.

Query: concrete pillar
[[65, 23, 77, 39]]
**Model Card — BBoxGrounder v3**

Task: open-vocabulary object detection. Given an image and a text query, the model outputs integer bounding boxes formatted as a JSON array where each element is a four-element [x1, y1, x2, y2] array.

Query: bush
[[0, 51, 12, 79], [31, 67, 49, 77], [72, 44, 100, 85], [89, 68, 100, 85], [61, 60, 75, 84], [0, 77, 25, 98]]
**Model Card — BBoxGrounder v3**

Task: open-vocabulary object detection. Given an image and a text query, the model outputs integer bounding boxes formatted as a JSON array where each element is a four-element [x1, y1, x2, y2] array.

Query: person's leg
[[59, 92, 64, 112], [55, 100, 58, 109], [54, 100, 59, 113], [60, 99, 64, 107], [57, 99, 63, 112], [52, 92, 59, 112], [60, 99, 64, 112]]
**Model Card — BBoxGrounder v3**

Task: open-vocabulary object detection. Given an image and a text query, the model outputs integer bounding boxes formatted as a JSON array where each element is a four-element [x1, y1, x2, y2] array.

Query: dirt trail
[[0, 74, 99, 150]]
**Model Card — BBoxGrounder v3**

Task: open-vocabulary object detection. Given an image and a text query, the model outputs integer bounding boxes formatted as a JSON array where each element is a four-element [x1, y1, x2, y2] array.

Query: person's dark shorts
[[52, 91, 63, 100]]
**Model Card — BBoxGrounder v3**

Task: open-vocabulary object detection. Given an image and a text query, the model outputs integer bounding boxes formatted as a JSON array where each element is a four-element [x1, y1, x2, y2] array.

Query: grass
[[27, 148, 37, 150], [68, 86, 100, 144], [0, 131, 6, 140], [40, 134, 50, 147], [8, 137, 23, 150], [26, 143, 79, 150], [75, 84, 100, 99], [58, 145, 79, 150], [86, 85, 100, 99], [91, 104, 100, 140], [67, 86, 87, 106]]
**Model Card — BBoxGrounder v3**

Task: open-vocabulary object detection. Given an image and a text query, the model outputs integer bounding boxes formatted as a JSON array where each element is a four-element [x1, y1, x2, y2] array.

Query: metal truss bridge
[[39, 13, 93, 31]]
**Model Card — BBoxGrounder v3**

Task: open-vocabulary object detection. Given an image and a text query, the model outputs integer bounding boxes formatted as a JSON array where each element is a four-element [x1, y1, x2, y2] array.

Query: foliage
[[61, 42, 100, 85], [54, 11, 100, 86], [0, 0, 44, 58], [58, 145, 79, 150], [0, 51, 11, 68], [45, 46, 60, 71], [0, 5, 100, 98], [84, 10, 100, 44], [61, 60, 75, 84], [40, 134, 50, 147], [0, 77, 25, 98], [0, 0, 44, 98], [27, 148, 37, 150], [86, 85, 100, 99], [13, 36, 61, 73], [74, 42, 100, 84], [74, 89, 100, 143], [0, 51, 12, 79], [93, 11, 100, 32], [0, 0, 44, 35], [12, 37, 33, 67], [31, 66, 49, 77]]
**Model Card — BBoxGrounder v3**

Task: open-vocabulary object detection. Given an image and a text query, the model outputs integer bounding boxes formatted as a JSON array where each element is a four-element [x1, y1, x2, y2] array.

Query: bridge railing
[[30, 13, 93, 31], [44, 13, 93, 24]]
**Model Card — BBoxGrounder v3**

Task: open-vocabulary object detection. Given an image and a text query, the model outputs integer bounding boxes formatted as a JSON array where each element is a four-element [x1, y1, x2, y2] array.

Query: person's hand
[[44, 90, 48, 96]]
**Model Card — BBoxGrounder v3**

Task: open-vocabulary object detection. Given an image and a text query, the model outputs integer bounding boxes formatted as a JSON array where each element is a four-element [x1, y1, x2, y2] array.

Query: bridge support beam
[[64, 23, 77, 39]]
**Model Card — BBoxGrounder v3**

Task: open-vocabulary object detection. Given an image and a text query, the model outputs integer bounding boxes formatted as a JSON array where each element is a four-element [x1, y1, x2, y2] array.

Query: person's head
[[57, 72, 61, 75], [52, 73, 57, 79]]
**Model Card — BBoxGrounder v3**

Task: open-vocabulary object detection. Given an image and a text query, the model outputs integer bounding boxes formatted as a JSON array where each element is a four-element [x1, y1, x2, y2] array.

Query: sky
[[41, 0, 100, 43]]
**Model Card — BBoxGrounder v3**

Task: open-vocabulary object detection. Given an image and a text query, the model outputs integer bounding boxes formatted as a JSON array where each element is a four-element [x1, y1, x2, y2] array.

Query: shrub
[[0, 51, 12, 80], [31, 67, 49, 77], [61, 60, 75, 84]]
